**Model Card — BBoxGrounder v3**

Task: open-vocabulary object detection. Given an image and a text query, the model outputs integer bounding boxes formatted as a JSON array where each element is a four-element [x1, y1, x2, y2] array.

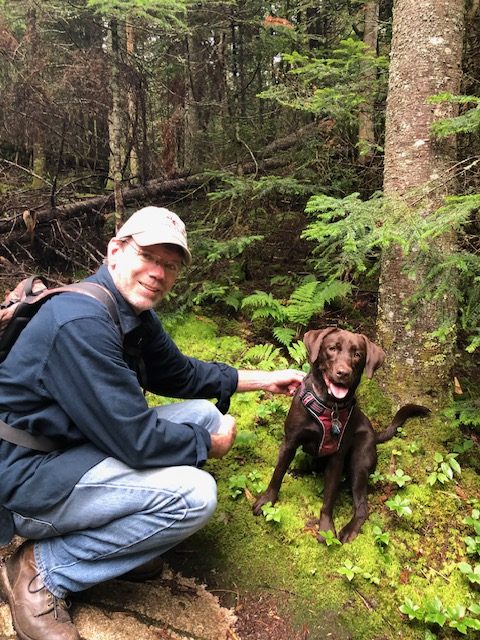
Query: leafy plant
[[192, 282, 243, 310], [228, 470, 266, 500], [385, 468, 412, 488], [302, 191, 480, 352], [256, 399, 286, 422], [336, 559, 363, 582], [444, 399, 480, 436], [372, 525, 390, 548], [427, 451, 462, 486], [400, 596, 480, 635], [385, 494, 412, 518], [318, 530, 342, 547], [228, 474, 248, 500], [464, 508, 480, 556], [336, 559, 379, 584], [428, 92, 480, 138], [457, 561, 480, 585], [407, 441, 421, 454], [369, 470, 385, 484], [261, 502, 282, 523]]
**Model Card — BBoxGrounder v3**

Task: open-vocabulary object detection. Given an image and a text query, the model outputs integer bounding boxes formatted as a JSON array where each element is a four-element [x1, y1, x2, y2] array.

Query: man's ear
[[361, 335, 385, 379], [107, 238, 125, 266], [303, 327, 338, 364]]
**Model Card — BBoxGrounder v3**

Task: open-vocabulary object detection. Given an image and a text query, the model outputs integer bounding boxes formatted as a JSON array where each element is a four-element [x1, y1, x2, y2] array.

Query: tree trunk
[[126, 22, 140, 185], [107, 18, 126, 228], [358, 0, 379, 163], [376, 0, 465, 408]]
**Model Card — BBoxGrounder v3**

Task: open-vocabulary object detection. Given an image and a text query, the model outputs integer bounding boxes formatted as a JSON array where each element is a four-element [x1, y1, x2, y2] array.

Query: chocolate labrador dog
[[252, 327, 430, 543]]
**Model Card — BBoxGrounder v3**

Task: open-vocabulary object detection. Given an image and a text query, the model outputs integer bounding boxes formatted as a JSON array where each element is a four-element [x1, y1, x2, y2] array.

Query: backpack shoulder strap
[[61, 282, 121, 333], [0, 282, 122, 363]]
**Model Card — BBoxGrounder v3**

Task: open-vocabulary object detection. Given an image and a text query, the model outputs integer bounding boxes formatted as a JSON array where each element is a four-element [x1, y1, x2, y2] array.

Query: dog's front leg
[[317, 455, 344, 542], [338, 466, 370, 543], [252, 439, 298, 516]]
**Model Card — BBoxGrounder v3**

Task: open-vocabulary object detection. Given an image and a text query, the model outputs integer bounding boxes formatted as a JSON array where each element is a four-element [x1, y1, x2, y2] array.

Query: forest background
[[0, 1, 479, 639]]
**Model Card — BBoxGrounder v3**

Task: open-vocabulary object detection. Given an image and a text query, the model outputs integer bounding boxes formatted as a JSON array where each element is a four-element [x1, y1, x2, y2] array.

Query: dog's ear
[[303, 327, 337, 364], [361, 335, 385, 379]]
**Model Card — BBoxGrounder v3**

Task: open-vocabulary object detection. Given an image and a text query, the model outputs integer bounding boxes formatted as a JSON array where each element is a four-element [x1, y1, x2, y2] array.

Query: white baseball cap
[[116, 206, 192, 265]]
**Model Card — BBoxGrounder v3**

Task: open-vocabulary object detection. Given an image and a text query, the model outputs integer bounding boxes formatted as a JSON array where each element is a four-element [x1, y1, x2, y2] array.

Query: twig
[[0, 158, 52, 187]]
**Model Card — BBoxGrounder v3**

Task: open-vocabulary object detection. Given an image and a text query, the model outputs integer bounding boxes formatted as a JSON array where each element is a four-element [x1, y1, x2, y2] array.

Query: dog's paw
[[252, 491, 278, 516], [338, 523, 361, 544]]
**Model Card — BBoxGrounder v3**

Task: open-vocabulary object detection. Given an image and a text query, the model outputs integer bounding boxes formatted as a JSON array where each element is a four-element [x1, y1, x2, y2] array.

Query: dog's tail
[[375, 404, 431, 444]]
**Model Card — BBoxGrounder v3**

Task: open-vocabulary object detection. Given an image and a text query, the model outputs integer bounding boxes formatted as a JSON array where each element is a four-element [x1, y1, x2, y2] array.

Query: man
[[0, 206, 304, 640]]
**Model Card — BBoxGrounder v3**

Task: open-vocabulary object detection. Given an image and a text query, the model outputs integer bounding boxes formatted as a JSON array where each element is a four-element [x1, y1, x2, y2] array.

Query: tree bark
[[376, 0, 465, 408], [358, 0, 380, 163], [107, 18, 126, 229]]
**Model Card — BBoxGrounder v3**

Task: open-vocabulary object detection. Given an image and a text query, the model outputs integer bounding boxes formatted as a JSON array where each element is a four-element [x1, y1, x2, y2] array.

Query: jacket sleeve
[[40, 313, 212, 469], [138, 312, 239, 414]]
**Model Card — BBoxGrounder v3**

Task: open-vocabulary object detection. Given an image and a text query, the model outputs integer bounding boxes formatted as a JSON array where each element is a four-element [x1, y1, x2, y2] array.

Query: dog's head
[[303, 327, 385, 401]]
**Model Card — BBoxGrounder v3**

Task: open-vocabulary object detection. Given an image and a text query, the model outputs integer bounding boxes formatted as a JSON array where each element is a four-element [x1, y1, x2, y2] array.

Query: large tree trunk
[[376, 0, 465, 408]]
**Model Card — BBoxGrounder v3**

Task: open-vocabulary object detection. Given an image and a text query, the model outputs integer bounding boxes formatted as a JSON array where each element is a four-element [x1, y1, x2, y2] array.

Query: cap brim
[[132, 230, 192, 266]]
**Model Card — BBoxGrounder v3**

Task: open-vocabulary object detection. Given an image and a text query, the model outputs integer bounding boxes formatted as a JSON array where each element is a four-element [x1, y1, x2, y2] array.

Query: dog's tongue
[[325, 378, 349, 400]]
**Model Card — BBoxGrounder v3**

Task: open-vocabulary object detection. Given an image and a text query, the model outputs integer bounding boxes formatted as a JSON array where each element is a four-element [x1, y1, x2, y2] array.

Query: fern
[[273, 326, 296, 347], [242, 344, 288, 370], [196, 235, 264, 264], [192, 282, 242, 311], [428, 93, 480, 137], [241, 291, 287, 323], [287, 340, 308, 367], [286, 278, 351, 325]]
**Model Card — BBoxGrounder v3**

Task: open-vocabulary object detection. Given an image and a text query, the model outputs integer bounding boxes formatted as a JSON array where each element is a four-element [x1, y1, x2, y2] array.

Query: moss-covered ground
[[152, 313, 479, 640]]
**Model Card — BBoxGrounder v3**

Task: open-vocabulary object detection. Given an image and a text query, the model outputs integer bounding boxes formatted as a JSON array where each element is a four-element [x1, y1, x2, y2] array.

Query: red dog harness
[[299, 382, 354, 457]]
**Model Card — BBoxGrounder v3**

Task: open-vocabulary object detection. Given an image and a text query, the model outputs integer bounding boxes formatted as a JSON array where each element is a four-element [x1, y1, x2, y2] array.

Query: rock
[[0, 562, 239, 640]]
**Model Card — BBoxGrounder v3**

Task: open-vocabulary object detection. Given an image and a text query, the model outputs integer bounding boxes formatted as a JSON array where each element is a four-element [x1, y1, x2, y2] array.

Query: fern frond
[[242, 344, 288, 370], [287, 341, 308, 367], [273, 327, 296, 347], [241, 291, 287, 323]]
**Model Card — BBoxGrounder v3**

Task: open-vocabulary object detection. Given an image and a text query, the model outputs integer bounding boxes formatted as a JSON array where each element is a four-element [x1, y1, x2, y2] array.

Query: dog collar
[[299, 382, 354, 456]]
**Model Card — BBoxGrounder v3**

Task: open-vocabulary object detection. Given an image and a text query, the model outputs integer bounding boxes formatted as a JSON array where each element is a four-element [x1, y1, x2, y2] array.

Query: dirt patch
[[233, 592, 308, 640]]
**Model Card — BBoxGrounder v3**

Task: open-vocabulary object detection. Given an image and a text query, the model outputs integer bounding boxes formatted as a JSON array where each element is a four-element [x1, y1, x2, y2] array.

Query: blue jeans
[[11, 400, 223, 598]]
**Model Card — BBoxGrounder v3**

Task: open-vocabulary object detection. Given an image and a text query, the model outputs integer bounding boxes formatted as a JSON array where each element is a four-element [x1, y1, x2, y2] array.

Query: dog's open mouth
[[324, 376, 349, 400]]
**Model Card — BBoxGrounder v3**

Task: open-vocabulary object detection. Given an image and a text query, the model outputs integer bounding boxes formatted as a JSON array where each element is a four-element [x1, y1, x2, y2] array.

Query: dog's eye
[[354, 351, 362, 359]]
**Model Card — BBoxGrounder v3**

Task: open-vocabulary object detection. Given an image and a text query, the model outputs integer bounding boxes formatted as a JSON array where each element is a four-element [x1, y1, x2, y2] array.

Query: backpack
[[0, 275, 122, 452]]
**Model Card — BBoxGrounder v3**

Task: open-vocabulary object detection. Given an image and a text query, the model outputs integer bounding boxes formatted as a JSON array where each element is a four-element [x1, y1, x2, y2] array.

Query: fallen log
[[0, 157, 291, 243]]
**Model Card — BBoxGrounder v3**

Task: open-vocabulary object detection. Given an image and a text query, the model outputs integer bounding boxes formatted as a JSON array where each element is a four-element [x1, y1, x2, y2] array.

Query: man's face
[[107, 238, 183, 313]]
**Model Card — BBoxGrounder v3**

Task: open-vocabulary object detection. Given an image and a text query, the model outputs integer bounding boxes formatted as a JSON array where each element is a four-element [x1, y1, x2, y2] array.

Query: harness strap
[[299, 383, 354, 456]]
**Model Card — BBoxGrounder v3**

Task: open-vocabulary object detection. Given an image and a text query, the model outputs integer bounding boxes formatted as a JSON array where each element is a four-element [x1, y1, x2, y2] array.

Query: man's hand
[[236, 369, 305, 396], [208, 414, 237, 459]]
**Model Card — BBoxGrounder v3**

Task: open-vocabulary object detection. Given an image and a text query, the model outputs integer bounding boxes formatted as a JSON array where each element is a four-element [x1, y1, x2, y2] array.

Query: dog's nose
[[335, 367, 351, 380]]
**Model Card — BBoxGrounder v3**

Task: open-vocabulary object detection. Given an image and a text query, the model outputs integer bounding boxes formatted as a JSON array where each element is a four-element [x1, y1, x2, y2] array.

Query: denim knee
[[187, 468, 217, 523], [194, 399, 223, 432]]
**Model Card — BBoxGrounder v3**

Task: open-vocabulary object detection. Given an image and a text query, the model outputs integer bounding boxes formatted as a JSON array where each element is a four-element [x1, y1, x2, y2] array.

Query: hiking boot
[[119, 556, 164, 582], [0, 540, 80, 640]]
